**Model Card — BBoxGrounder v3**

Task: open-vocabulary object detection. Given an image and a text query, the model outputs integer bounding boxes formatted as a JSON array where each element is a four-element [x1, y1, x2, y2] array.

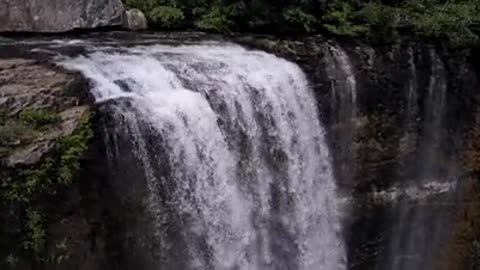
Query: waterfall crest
[[62, 44, 345, 270]]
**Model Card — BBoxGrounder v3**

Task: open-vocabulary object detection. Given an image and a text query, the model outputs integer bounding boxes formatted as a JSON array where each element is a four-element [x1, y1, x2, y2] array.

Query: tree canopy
[[124, 0, 480, 47]]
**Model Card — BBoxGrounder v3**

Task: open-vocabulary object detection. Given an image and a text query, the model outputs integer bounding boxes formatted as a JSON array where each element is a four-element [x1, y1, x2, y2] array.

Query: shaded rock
[[0, 0, 125, 33], [123, 9, 148, 31], [6, 141, 55, 166]]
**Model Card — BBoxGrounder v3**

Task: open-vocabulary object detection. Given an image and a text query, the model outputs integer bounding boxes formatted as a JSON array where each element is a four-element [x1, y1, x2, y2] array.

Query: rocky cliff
[[237, 36, 480, 270], [0, 0, 125, 33], [0, 48, 108, 270]]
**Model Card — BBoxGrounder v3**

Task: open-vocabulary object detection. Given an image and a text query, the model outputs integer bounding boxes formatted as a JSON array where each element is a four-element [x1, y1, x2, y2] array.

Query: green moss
[[19, 109, 61, 129], [0, 120, 36, 147]]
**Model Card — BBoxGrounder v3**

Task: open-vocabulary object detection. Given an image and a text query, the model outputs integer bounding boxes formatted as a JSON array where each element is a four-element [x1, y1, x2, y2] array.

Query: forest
[[124, 0, 480, 47]]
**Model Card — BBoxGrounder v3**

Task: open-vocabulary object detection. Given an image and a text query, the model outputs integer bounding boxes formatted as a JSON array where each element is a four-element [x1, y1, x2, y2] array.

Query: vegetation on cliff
[[124, 0, 480, 47], [0, 109, 93, 268]]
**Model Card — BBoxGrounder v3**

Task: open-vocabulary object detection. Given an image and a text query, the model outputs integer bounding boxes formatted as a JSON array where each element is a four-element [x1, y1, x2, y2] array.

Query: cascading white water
[[61, 44, 345, 270]]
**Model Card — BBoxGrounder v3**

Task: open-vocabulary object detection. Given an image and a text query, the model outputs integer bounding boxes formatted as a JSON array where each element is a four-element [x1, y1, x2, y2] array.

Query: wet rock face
[[238, 36, 478, 190], [0, 0, 125, 33]]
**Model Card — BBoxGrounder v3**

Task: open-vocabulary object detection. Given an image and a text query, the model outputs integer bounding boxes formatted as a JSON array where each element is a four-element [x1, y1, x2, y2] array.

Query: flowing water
[[323, 43, 357, 122], [322, 43, 358, 188], [61, 43, 346, 270], [383, 48, 453, 270]]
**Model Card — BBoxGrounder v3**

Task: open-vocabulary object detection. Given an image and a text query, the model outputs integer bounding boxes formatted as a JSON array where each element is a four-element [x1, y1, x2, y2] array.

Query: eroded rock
[[0, 58, 89, 166], [0, 0, 125, 33]]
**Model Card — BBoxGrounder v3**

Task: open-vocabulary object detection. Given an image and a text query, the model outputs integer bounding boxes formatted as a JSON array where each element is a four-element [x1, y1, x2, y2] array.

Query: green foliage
[[122, 0, 480, 47], [57, 114, 94, 185], [409, 2, 480, 47], [23, 209, 46, 254], [356, 3, 401, 41], [149, 6, 185, 28], [283, 7, 317, 32], [4, 113, 93, 203], [195, 6, 232, 33], [322, 2, 368, 36], [124, 0, 177, 10], [0, 111, 93, 261], [6, 159, 55, 203], [19, 109, 60, 129]]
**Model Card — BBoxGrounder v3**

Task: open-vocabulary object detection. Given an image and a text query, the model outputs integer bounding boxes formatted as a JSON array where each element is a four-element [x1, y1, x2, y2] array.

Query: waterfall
[[385, 48, 452, 270], [61, 44, 346, 270]]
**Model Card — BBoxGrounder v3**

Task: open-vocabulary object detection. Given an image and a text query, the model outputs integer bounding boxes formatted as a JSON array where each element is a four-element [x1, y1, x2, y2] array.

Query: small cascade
[[407, 48, 419, 117], [422, 49, 448, 176], [61, 44, 346, 270], [398, 47, 419, 169], [323, 43, 358, 187], [324, 43, 358, 121]]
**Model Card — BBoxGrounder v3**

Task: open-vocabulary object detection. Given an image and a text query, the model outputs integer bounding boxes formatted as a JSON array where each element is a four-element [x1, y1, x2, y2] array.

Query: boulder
[[124, 9, 148, 31], [0, 0, 125, 33]]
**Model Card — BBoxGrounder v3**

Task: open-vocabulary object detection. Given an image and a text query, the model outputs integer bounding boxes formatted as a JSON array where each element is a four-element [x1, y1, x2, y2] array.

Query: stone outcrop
[[0, 59, 88, 165], [0, 55, 104, 270], [0, 0, 125, 33], [123, 9, 148, 31]]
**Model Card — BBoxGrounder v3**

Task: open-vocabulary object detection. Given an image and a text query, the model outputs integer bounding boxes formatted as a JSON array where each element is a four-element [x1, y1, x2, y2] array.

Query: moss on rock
[[1, 111, 93, 265]]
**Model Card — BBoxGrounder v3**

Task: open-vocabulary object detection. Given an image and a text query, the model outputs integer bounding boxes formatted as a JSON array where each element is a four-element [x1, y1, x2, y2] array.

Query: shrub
[[23, 209, 46, 254], [322, 3, 368, 36], [195, 7, 232, 33], [19, 109, 60, 129], [148, 6, 185, 28], [283, 7, 317, 33], [356, 3, 401, 42], [410, 3, 480, 47]]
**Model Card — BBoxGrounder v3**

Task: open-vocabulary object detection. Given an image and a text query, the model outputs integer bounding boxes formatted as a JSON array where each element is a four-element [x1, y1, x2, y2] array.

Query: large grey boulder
[[124, 9, 148, 30], [0, 0, 125, 33]]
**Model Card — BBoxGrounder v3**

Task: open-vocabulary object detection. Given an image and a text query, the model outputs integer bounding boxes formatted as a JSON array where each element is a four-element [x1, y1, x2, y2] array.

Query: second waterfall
[[62, 44, 345, 270]]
